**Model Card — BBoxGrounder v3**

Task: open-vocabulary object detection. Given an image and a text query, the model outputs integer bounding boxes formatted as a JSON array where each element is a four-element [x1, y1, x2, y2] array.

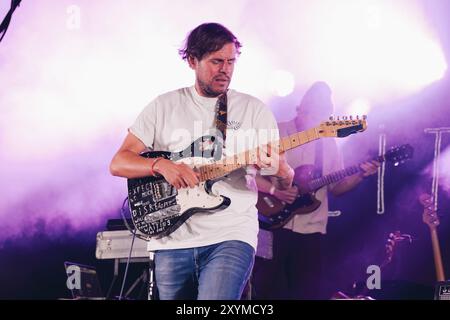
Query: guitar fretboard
[[198, 128, 320, 182], [307, 154, 385, 192]]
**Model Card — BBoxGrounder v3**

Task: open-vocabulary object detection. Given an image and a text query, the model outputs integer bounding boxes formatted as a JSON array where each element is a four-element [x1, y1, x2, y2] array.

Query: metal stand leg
[[148, 251, 155, 300], [124, 269, 148, 299], [106, 259, 119, 300], [148, 251, 156, 300]]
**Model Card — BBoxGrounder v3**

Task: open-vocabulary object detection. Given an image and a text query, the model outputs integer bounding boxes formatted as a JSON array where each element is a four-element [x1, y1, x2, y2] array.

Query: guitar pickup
[[263, 196, 275, 208], [143, 205, 181, 223]]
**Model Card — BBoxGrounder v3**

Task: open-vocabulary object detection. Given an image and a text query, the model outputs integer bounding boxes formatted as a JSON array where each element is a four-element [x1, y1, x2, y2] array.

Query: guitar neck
[[430, 228, 446, 282], [198, 128, 321, 182], [308, 154, 384, 191]]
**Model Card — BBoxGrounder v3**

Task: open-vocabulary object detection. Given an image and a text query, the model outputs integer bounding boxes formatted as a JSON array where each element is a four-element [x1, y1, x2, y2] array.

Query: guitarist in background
[[253, 81, 380, 299], [110, 23, 294, 300]]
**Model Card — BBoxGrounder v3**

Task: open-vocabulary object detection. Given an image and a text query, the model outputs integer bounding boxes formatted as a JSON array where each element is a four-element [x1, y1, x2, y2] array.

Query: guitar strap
[[215, 91, 228, 148], [315, 139, 324, 177]]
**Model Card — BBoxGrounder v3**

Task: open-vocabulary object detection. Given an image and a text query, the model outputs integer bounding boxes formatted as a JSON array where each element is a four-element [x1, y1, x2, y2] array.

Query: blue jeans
[[154, 240, 255, 300]]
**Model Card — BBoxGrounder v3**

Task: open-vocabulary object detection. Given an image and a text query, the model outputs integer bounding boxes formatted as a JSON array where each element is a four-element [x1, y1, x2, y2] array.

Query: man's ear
[[188, 56, 197, 69]]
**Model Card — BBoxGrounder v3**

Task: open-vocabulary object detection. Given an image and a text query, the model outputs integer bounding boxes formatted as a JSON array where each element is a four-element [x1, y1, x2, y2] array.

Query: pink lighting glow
[[0, 0, 448, 244]]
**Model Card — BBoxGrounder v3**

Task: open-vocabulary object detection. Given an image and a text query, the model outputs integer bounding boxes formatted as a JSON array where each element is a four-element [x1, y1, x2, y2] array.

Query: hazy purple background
[[0, 0, 449, 299]]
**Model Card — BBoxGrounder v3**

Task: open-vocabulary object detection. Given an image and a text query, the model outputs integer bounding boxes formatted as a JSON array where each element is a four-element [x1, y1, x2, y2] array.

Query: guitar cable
[[120, 197, 156, 300], [117, 197, 137, 300]]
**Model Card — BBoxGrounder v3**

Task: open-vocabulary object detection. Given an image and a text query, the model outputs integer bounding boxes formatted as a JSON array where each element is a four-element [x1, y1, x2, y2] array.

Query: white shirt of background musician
[[278, 120, 344, 234], [129, 86, 279, 251]]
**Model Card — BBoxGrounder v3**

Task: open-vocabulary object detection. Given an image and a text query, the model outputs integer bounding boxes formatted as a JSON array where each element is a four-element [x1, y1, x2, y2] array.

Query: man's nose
[[219, 62, 231, 74]]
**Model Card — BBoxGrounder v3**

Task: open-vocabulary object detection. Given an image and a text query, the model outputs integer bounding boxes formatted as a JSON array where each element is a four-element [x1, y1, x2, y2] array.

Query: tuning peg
[[349, 115, 353, 120], [329, 116, 334, 121], [342, 116, 348, 120], [363, 115, 367, 120]]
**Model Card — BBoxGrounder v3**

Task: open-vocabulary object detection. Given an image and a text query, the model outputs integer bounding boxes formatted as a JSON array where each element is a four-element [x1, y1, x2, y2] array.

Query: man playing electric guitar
[[110, 23, 295, 300], [253, 82, 380, 300]]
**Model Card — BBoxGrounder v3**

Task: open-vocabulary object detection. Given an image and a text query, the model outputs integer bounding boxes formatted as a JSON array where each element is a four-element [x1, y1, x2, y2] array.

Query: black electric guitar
[[258, 144, 414, 230], [127, 117, 367, 239]]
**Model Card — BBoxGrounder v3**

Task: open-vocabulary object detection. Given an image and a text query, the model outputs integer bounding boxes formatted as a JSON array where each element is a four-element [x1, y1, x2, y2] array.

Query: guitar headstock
[[419, 193, 440, 230], [384, 144, 414, 165], [384, 231, 412, 265], [318, 115, 367, 138]]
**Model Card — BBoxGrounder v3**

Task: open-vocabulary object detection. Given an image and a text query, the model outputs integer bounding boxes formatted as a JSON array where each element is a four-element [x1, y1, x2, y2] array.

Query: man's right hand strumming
[[153, 159, 200, 189], [273, 186, 298, 204]]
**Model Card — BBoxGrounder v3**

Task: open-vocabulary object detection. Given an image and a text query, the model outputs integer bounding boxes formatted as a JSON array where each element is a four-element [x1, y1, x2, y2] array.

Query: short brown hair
[[179, 23, 242, 61]]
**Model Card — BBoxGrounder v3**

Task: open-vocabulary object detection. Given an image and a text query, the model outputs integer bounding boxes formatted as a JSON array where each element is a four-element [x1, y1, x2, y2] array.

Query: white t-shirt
[[278, 119, 344, 234], [129, 86, 278, 251]]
